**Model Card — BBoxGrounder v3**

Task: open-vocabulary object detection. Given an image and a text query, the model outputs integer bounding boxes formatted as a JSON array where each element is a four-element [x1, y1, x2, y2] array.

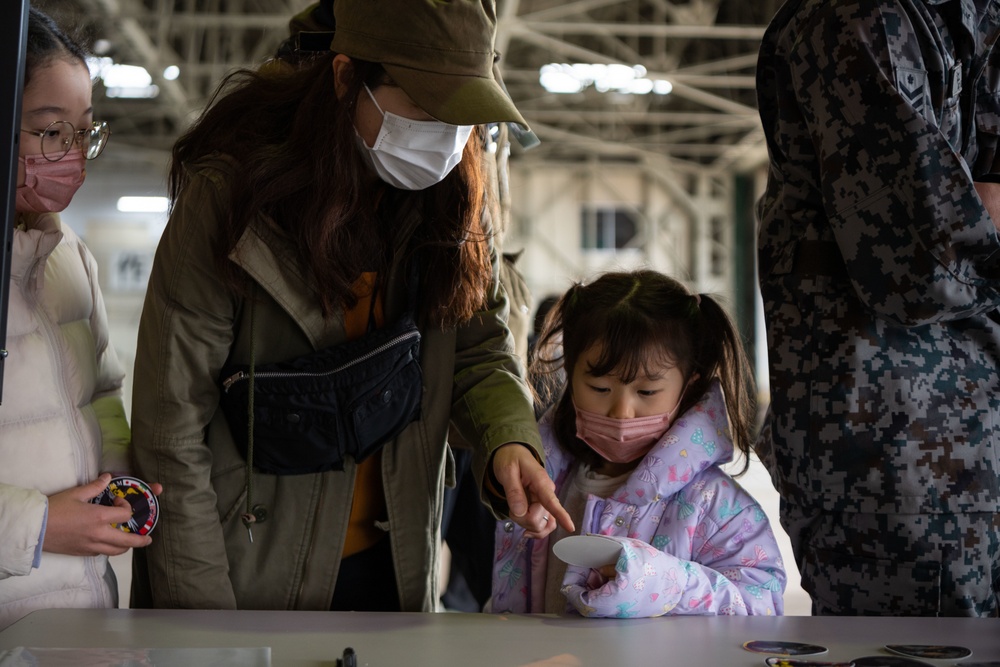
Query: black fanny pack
[[219, 296, 423, 475]]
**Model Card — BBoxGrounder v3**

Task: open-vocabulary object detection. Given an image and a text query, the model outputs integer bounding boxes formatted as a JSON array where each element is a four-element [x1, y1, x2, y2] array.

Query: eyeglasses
[[20, 120, 112, 162]]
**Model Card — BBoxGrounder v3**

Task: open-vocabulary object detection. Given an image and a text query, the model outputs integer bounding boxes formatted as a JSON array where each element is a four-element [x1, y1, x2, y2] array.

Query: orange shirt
[[340, 272, 388, 558]]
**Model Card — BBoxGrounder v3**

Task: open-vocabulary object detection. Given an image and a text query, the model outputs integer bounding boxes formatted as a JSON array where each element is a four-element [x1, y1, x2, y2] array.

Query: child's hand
[[561, 536, 684, 618], [561, 562, 628, 617], [574, 565, 617, 590], [44, 474, 154, 556]]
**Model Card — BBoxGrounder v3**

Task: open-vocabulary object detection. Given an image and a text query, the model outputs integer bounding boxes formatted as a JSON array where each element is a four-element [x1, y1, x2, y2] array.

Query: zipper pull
[[222, 371, 247, 392], [242, 512, 256, 544]]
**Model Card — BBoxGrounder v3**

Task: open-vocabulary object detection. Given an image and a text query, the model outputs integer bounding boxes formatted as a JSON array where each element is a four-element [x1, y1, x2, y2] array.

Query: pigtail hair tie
[[687, 293, 701, 317]]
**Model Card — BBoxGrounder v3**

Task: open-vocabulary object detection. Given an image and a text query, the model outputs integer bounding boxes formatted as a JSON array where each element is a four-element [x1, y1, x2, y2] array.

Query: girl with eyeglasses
[[0, 7, 161, 630]]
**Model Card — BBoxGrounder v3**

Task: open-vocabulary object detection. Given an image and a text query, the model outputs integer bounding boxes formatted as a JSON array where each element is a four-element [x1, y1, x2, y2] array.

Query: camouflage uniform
[[756, 0, 1000, 616]]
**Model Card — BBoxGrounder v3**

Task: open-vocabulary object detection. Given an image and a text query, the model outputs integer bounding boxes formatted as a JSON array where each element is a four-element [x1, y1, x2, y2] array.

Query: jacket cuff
[[0, 486, 48, 578]]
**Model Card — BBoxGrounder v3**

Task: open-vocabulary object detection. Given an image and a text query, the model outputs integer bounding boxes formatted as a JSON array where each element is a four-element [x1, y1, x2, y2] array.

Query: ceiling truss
[[34, 0, 784, 174]]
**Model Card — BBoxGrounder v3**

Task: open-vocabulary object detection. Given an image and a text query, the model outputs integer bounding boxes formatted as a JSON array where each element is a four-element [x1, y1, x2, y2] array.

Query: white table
[[1, 609, 998, 666]]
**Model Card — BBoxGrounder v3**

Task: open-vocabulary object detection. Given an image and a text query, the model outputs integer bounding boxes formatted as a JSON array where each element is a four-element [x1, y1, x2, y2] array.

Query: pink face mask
[[16, 151, 86, 213], [574, 400, 682, 464]]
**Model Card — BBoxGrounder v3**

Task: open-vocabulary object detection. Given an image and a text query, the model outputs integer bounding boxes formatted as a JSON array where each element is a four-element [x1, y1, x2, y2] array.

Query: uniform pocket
[[801, 545, 941, 616]]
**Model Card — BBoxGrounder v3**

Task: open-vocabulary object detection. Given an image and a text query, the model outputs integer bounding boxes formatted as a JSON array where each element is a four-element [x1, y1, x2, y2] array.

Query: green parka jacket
[[129, 155, 542, 611]]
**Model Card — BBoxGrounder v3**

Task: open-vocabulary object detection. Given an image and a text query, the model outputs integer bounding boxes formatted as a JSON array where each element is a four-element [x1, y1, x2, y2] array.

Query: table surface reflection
[[1, 608, 998, 666]]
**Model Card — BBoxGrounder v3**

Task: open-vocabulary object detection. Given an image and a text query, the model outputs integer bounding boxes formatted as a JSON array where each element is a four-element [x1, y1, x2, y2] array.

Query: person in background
[[491, 270, 785, 617], [442, 250, 533, 612], [527, 293, 562, 418], [528, 294, 559, 357], [756, 0, 1000, 616], [0, 6, 160, 631], [130, 0, 571, 613]]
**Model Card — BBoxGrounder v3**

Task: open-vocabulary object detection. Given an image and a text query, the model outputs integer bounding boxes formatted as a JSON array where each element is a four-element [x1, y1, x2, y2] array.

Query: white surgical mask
[[356, 84, 473, 191]]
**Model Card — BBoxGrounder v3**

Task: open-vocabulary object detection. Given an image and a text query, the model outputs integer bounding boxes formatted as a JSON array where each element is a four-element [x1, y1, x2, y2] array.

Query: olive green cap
[[330, 0, 528, 128]]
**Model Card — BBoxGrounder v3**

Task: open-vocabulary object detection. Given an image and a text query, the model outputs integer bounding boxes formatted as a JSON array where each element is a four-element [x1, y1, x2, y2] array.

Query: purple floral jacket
[[491, 382, 785, 617]]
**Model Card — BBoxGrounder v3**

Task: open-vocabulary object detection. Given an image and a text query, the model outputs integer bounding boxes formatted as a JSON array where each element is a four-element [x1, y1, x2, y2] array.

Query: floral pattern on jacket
[[491, 381, 785, 617]]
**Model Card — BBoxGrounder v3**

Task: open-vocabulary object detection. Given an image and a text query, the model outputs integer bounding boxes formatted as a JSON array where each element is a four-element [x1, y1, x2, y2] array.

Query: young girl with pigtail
[[490, 269, 785, 617]]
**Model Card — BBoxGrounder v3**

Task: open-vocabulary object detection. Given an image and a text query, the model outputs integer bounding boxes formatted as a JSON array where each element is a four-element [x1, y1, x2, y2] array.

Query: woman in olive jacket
[[129, 0, 570, 612]]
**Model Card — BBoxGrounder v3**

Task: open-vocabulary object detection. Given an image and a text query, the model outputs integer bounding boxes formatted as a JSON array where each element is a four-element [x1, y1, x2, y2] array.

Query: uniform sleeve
[[784, 4, 1000, 325], [0, 483, 48, 579], [129, 167, 241, 609]]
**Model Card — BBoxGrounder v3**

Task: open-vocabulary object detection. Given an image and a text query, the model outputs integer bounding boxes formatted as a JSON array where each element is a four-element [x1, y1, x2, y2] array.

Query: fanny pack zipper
[[222, 328, 419, 393]]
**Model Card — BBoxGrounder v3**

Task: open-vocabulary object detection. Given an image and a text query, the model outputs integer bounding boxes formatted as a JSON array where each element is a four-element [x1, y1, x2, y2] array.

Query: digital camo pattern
[[786, 506, 1000, 616], [757, 0, 1000, 515], [756, 0, 1000, 615]]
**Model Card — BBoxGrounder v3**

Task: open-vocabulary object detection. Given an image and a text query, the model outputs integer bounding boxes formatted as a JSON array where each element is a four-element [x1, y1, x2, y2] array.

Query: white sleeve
[[0, 484, 48, 578]]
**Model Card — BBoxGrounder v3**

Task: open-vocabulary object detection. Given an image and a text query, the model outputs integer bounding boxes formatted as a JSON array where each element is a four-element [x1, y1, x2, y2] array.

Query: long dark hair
[[26, 7, 88, 87], [168, 52, 491, 327], [531, 269, 757, 474]]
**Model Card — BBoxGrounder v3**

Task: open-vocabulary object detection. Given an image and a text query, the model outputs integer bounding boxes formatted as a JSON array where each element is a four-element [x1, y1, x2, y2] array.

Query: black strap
[[241, 290, 258, 543]]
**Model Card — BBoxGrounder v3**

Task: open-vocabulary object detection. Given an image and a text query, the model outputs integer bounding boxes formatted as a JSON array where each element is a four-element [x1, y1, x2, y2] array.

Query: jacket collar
[[11, 212, 63, 289], [229, 201, 424, 351], [230, 216, 333, 350], [617, 379, 733, 503]]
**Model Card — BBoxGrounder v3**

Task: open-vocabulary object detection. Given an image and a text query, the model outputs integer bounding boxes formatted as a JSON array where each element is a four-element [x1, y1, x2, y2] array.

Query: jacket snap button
[[381, 389, 392, 403], [286, 412, 300, 424], [503, 521, 514, 533], [251, 505, 268, 523], [614, 517, 625, 527]]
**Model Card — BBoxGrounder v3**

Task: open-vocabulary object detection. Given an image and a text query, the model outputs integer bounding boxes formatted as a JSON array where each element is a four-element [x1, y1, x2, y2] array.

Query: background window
[[580, 206, 638, 250]]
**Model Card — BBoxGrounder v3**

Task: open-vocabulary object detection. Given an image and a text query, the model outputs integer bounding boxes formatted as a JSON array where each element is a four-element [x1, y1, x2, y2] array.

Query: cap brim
[[383, 63, 529, 129]]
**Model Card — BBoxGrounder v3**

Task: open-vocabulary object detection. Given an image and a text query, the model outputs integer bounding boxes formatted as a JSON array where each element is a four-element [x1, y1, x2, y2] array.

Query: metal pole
[[0, 0, 30, 403]]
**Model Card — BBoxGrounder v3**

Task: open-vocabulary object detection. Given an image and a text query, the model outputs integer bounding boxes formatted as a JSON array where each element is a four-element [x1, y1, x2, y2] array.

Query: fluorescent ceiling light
[[117, 196, 169, 213], [539, 63, 671, 96], [88, 57, 160, 99]]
